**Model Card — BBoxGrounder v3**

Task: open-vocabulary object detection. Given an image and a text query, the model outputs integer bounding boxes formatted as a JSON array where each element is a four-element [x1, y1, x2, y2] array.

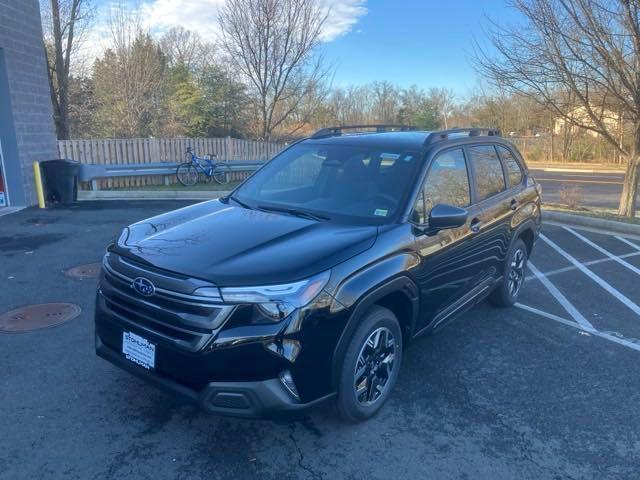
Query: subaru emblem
[[132, 277, 155, 297]]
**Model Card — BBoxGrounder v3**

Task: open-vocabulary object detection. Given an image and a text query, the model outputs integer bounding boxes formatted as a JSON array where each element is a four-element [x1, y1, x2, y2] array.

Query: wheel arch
[[513, 220, 537, 255], [331, 276, 419, 391]]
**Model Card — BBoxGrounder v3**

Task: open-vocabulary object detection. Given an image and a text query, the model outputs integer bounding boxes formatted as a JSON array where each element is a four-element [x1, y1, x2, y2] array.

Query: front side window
[[234, 143, 421, 223], [497, 145, 523, 187], [469, 145, 506, 201], [412, 148, 470, 223]]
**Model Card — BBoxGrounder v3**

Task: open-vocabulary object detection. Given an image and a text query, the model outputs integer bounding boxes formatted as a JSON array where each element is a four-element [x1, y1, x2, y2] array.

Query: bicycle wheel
[[212, 163, 232, 184], [176, 163, 199, 187]]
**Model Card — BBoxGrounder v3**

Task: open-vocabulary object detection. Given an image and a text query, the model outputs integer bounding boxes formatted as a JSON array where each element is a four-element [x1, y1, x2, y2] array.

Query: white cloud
[[320, 0, 368, 42], [139, 0, 226, 36], [76, 0, 367, 65], [138, 0, 366, 42]]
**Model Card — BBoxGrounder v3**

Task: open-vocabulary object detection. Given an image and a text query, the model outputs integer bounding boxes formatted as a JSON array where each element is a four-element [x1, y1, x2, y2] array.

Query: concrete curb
[[543, 209, 640, 236], [527, 162, 625, 174], [0, 206, 26, 218], [78, 190, 230, 201]]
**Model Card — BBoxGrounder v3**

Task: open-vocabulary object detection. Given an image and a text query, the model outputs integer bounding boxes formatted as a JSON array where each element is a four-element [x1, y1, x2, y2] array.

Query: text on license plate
[[122, 331, 155, 369]]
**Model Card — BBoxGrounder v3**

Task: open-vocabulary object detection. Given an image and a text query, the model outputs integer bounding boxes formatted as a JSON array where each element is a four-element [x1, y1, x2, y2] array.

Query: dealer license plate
[[122, 331, 155, 369]]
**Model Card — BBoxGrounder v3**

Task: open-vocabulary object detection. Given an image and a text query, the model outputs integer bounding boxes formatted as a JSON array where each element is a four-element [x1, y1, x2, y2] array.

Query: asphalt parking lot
[[2, 201, 640, 480]]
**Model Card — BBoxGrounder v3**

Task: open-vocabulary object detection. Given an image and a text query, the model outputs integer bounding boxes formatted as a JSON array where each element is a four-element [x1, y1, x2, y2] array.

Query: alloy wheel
[[508, 247, 526, 297], [353, 327, 397, 406]]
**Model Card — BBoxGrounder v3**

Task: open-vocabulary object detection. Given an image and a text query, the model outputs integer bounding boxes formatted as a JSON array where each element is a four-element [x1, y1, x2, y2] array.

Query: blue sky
[[87, 1, 522, 97], [322, 0, 520, 95]]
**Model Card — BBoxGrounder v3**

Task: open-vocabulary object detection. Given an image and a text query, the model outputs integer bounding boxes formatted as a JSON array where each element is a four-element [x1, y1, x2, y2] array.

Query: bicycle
[[176, 147, 232, 186]]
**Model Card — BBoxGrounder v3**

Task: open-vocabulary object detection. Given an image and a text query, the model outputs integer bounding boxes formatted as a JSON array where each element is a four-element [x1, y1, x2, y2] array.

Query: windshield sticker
[[374, 208, 388, 217]]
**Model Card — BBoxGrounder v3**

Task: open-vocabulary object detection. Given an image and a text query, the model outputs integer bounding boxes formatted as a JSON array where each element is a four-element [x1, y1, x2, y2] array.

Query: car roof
[[301, 129, 509, 151], [302, 131, 434, 150]]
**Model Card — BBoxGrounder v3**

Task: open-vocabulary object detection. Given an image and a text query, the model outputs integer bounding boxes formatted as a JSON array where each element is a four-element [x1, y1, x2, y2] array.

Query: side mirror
[[428, 204, 468, 231]]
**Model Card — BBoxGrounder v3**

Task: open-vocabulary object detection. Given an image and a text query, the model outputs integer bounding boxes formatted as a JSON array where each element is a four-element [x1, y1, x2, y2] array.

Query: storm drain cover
[[64, 262, 101, 279], [0, 303, 81, 333]]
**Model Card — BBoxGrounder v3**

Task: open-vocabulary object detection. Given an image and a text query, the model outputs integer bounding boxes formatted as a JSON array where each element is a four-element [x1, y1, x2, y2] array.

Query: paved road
[[2, 201, 640, 479], [530, 168, 625, 209]]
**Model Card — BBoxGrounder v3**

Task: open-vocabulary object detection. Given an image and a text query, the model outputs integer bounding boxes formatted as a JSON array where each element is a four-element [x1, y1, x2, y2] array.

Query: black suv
[[95, 126, 541, 421]]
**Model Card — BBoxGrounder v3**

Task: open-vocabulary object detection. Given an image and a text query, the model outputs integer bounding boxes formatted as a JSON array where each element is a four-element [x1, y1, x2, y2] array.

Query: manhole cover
[[0, 303, 81, 333], [64, 262, 101, 279]]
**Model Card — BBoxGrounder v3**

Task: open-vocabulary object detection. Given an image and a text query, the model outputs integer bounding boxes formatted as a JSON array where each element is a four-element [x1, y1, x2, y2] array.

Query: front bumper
[[94, 252, 349, 417], [96, 335, 334, 418]]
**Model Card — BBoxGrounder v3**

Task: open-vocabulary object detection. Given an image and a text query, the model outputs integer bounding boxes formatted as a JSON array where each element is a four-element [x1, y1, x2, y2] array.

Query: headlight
[[220, 270, 331, 321], [117, 228, 129, 246]]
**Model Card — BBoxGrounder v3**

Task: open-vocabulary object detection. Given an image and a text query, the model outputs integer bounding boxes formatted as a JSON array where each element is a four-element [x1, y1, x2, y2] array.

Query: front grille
[[104, 296, 198, 343], [99, 252, 234, 351]]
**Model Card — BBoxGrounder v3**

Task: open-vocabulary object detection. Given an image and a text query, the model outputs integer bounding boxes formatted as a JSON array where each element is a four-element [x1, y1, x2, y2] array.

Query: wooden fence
[[57, 137, 285, 189]]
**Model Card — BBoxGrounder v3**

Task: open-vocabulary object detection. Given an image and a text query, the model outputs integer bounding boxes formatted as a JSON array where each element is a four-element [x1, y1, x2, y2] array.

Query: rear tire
[[489, 238, 528, 307], [212, 163, 231, 184], [336, 306, 402, 422], [176, 163, 199, 187]]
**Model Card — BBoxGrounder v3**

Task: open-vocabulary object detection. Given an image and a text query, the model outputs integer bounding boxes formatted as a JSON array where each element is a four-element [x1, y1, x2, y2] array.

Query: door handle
[[470, 218, 482, 234], [510, 199, 519, 211]]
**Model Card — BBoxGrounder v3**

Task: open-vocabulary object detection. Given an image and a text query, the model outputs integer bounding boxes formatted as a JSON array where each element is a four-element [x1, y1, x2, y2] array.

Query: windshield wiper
[[256, 205, 330, 221], [225, 195, 253, 210]]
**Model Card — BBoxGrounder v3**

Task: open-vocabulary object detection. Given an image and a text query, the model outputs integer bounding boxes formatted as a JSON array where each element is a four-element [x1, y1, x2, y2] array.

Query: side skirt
[[414, 276, 499, 337]]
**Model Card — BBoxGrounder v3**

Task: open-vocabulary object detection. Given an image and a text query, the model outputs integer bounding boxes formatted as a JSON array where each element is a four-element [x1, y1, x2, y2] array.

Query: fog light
[[279, 370, 300, 401]]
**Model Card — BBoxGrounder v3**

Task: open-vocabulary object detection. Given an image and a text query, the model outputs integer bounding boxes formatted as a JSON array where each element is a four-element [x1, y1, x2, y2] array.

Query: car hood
[[111, 199, 378, 286]]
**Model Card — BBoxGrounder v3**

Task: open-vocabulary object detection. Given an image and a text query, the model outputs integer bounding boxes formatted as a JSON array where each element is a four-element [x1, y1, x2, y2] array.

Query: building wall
[[0, 0, 57, 206]]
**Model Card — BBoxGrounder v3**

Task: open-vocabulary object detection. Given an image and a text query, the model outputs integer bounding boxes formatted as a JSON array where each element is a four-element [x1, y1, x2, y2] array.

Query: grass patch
[[544, 202, 640, 225]]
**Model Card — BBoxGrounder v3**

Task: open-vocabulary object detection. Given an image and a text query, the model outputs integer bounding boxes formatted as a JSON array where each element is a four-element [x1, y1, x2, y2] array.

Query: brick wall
[[0, 0, 57, 206]]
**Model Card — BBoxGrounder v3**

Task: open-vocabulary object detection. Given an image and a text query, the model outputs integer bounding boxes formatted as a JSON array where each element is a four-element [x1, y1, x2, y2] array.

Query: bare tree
[[218, 0, 330, 140], [474, 0, 640, 217], [160, 27, 208, 70], [41, 0, 93, 139], [371, 81, 400, 123], [427, 88, 455, 129]]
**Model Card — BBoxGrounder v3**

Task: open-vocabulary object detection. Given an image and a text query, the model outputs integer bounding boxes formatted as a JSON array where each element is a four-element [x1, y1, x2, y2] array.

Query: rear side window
[[497, 145, 523, 187], [468, 145, 506, 201], [413, 148, 470, 223]]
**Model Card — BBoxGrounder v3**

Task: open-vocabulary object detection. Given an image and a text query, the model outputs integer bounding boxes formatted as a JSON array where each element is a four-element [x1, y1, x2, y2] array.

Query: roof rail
[[311, 124, 417, 139], [424, 127, 502, 145]]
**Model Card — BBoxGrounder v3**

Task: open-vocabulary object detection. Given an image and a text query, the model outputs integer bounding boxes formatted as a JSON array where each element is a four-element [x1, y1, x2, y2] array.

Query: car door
[[412, 147, 486, 333], [463, 144, 515, 285], [495, 144, 531, 224]]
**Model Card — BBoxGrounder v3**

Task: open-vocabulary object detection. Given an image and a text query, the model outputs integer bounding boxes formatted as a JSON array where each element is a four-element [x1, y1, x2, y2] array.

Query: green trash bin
[[39, 159, 80, 206]]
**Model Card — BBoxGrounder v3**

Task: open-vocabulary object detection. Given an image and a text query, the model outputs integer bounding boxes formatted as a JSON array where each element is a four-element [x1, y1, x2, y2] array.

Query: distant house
[[0, 0, 57, 209], [553, 106, 621, 138]]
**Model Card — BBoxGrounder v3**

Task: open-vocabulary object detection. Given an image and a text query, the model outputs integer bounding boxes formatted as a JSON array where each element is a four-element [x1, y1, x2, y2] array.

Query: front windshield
[[233, 143, 421, 223]]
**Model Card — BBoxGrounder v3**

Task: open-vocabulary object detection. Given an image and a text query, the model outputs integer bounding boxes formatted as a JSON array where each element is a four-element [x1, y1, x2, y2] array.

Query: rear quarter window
[[468, 145, 506, 201], [497, 145, 523, 187]]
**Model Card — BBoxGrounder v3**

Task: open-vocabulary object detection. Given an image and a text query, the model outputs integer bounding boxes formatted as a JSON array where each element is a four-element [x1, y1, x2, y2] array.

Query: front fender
[[329, 260, 420, 390]]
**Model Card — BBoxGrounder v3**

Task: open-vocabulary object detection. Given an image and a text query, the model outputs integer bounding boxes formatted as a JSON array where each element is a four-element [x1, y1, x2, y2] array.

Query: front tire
[[489, 238, 528, 307], [336, 306, 402, 422], [176, 163, 199, 187]]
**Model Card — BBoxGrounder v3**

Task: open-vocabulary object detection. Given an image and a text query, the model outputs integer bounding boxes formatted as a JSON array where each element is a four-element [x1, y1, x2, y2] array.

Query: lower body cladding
[[94, 291, 348, 418]]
